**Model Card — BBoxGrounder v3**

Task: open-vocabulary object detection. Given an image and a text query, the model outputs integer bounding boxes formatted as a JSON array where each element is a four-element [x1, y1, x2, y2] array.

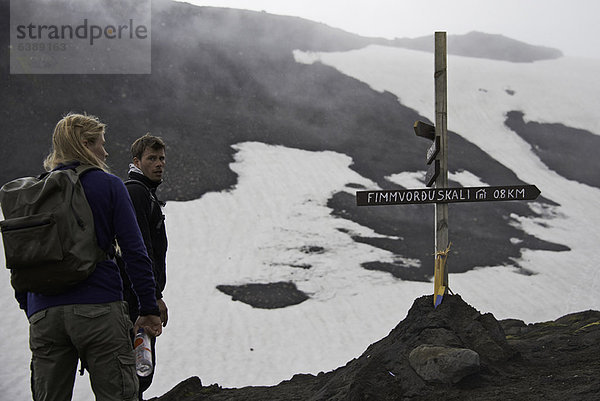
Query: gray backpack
[[0, 165, 108, 294]]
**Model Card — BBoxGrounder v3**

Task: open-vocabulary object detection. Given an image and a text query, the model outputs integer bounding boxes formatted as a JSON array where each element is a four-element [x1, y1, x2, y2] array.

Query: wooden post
[[434, 32, 449, 288]]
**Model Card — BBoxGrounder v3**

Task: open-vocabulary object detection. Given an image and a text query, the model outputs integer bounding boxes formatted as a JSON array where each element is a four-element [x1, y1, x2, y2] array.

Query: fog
[[186, 0, 600, 59]]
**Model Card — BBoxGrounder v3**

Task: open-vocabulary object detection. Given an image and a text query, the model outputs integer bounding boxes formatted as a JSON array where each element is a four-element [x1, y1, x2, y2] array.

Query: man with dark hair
[[121, 133, 168, 400]]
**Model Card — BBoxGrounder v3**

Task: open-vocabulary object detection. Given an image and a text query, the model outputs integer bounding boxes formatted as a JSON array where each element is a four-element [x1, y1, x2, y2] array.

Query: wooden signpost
[[356, 32, 541, 308], [433, 32, 449, 306]]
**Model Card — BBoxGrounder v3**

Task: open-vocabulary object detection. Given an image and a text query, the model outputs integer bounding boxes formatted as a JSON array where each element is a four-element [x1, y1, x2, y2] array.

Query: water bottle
[[134, 328, 153, 377]]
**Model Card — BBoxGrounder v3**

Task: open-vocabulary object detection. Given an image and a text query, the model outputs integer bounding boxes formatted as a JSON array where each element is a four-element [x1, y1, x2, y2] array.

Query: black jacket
[[125, 171, 168, 300]]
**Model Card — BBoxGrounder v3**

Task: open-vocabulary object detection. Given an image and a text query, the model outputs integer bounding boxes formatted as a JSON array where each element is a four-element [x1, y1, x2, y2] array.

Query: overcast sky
[[180, 0, 600, 59]]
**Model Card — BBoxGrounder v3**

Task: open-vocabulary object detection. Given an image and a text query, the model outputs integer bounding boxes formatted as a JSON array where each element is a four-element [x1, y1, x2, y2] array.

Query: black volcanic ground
[[505, 111, 600, 189], [151, 295, 600, 401]]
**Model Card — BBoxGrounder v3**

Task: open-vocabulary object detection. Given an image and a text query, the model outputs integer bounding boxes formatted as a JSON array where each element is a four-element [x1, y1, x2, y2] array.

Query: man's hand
[[134, 315, 163, 337], [157, 298, 168, 327]]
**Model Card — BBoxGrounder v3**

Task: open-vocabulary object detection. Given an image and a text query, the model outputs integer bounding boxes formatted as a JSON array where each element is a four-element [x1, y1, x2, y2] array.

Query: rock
[[216, 281, 309, 309], [148, 376, 202, 401], [409, 344, 480, 384], [499, 318, 527, 337]]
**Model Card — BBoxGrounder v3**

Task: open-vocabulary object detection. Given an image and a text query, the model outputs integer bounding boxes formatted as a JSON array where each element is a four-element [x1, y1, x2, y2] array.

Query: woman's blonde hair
[[44, 112, 109, 171]]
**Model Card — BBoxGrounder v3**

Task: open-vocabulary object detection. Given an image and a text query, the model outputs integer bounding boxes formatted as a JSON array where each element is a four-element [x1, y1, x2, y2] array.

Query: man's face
[[134, 147, 166, 182]]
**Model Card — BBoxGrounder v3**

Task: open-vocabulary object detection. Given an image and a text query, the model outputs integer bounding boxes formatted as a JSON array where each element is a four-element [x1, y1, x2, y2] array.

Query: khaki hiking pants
[[28, 301, 138, 401]]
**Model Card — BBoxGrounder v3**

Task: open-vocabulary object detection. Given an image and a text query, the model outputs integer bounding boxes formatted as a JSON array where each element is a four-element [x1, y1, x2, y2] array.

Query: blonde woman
[[16, 112, 162, 401]]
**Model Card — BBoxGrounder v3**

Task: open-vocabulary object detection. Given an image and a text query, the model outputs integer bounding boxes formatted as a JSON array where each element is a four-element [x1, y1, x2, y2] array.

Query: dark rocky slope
[[505, 111, 600, 189], [152, 295, 600, 400]]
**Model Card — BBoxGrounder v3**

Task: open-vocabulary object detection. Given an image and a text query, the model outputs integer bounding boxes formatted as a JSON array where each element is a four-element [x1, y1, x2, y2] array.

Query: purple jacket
[[16, 164, 160, 318]]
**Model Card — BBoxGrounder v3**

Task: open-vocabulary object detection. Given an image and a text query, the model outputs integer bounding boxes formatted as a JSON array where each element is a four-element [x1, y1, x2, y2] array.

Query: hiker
[[14, 113, 162, 401], [119, 133, 169, 400]]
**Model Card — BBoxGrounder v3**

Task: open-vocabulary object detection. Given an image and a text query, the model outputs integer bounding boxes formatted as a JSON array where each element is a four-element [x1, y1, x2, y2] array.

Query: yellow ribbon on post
[[433, 243, 451, 308]]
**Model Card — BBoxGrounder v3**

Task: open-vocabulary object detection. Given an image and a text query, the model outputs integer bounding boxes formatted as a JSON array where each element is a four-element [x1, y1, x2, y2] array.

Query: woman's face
[[85, 132, 108, 162]]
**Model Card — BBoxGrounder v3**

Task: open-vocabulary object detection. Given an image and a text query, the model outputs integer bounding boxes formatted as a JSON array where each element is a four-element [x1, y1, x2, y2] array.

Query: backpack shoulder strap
[[124, 178, 149, 191], [75, 164, 101, 177], [125, 178, 155, 211], [70, 165, 114, 258], [36, 164, 100, 184], [124, 179, 164, 229]]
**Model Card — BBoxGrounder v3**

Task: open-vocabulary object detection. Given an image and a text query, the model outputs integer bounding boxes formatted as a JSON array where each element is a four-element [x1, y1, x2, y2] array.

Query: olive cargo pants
[[28, 301, 138, 401]]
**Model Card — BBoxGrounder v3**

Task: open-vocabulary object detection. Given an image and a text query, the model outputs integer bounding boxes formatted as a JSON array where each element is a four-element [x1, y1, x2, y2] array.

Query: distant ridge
[[393, 31, 563, 62]]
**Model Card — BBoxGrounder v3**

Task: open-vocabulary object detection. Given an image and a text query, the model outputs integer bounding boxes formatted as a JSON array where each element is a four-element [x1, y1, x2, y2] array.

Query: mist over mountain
[[0, 0, 570, 280], [393, 31, 563, 62]]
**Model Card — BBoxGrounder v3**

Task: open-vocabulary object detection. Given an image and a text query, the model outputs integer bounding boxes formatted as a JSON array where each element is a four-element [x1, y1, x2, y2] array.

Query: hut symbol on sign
[[475, 189, 487, 200]]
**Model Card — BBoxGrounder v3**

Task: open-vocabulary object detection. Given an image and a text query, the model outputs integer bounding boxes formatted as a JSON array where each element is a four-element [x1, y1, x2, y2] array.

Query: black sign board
[[426, 136, 440, 165], [356, 185, 540, 206], [425, 160, 440, 187], [414, 120, 435, 141]]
